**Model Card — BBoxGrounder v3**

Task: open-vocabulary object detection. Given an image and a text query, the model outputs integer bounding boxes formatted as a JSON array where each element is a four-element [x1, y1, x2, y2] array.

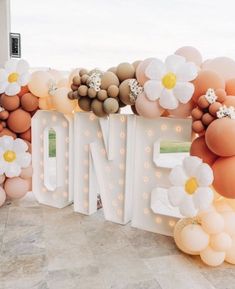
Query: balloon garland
[[0, 47, 235, 267]]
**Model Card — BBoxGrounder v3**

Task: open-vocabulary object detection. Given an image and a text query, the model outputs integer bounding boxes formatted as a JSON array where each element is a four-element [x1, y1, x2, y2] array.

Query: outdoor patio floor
[[0, 193, 234, 289]]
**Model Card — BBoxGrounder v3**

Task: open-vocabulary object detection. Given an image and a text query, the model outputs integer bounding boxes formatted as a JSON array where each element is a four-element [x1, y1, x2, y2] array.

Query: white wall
[[0, 0, 10, 67]]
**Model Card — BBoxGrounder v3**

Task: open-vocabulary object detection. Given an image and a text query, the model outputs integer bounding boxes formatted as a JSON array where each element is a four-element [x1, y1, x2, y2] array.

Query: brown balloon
[[103, 98, 119, 114], [19, 128, 31, 142], [0, 93, 20, 111], [191, 107, 203, 120], [107, 85, 119, 98], [91, 99, 107, 117], [208, 102, 222, 116], [21, 93, 39, 112], [78, 97, 91, 111], [0, 128, 16, 138], [116, 63, 135, 82], [0, 110, 9, 120], [7, 109, 31, 133], [100, 71, 119, 90]]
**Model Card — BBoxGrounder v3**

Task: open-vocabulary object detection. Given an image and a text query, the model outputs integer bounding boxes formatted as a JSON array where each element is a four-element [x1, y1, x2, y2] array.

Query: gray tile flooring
[[0, 193, 234, 289]]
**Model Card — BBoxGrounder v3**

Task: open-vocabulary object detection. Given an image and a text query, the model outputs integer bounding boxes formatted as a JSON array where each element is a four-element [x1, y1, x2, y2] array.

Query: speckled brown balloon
[[21, 93, 39, 112], [191, 107, 203, 120], [78, 97, 91, 111], [116, 63, 135, 82], [198, 95, 210, 109], [97, 90, 108, 101], [119, 79, 134, 105], [88, 88, 97, 98], [79, 69, 88, 77], [0, 110, 9, 120], [91, 99, 107, 117], [78, 85, 88, 97], [7, 109, 31, 133], [0, 94, 20, 111], [73, 75, 81, 86], [107, 85, 119, 98], [100, 71, 119, 90], [19, 128, 31, 142], [103, 98, 119, 114]]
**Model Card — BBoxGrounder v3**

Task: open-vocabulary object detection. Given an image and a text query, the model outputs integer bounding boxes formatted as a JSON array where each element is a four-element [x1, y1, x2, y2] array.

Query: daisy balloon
[[0, 136, 31, 178], [0, 59, 30, 96], [168, 156, 214, 217], [144, 55, 198, 109]]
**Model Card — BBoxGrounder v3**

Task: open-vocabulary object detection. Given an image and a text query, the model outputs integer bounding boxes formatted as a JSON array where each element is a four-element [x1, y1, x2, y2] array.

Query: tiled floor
[[0, 193, 235, 289]]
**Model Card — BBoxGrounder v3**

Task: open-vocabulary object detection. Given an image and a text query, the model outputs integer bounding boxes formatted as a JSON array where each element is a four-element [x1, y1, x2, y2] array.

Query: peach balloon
[[214, 199, 233, 213], [18, 85, 29, 97], [213, 156, 235, 199], [20, 165, 33, 179], [0, 128, 16, 138], [225, 236, 235, 264], [225, 78, 235, 95], [168, 99, 195, 118], [175, 46, 202, 66], [135, 92, 164, 118], [192, 70, 225, 102], [190, 136, 218, 166], [180, 224, 209, 252], [201, 212, 224, 234], [200, 246, 225, 267], [7, 109, 31, 134], [210, 232, 232, 252], [48, 69, 63, 83], [205, 118, 235, 157], [222, 95, 235, 107], [28, 71, 54, 98], [0, 175, 5, 184], [4, 177, 30, 199], [222, 211, 235, 235], [57, 78, 69, 88], [135, 58, 154, 86], [50, 87, 77, 115], [0, 186, 6, 206], [202, 57, 235, 81], [19, 128, 31, 142]]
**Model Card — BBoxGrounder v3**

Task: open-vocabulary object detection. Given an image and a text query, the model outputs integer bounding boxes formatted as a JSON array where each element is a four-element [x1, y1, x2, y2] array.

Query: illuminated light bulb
[[65, 137, 69, 143], [118, 193, 124, 201], [120, 116, 125, 122], [42, 119, 47, 125], [144, 161, 150, 169], [84, 145, 89, 152], [118, 179, 124, 185], [84, 130, 90, 137], [40, 148, 43, 153], [145, 146, 151, 153], [143, 176, 149, 183], [120, 148, 125, 155], [62, 121, 68, 128], [112, 200, 117, 207], [42, 187, 47, 193], [161, 124, 167, 131], [142, 192, 149, 200], [84, 201, 89, 208], [65, 166, 68, 171], [97, 131, 102, 138], [40, 161, 43, 166], [84, 187, 89, 193], [89, 114, 96, 121], [84, 174, 88, 180], [40, 174, 44, 180], [65, 152, 69, 158], [83, 159, 88, 166], [175, 125, 182, 133], [101, 148, 106, 156], [169, 220, 176, 227], [155, 171, 162, 178], [52, 115, 57, 122], [144, 208, 149, 215], [117, 208, 123, 216], [119, 163, 125, 171], [155, 217, 162, 224], [120, 131, 125, 139], [146, 129, 154, 137], [40, 134, 43, 140], [63, 192, 68, 198], [65, 179, 68, 185]]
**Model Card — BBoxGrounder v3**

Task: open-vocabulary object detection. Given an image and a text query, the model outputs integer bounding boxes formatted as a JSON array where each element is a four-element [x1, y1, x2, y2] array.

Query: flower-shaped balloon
[[0, 136, 31, 178], [168, 156, 214, 217], [0, 59, 30, 96], [144, 55, 198, 109]]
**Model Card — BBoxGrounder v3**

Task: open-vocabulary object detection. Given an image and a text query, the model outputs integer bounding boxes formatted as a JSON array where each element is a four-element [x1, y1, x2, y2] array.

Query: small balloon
[[51, 87, 77, 114], [20, 165, 33, 179], [201, 212, 224, 234], [200, 246, 225, 267], [4, 177, 30, 199]]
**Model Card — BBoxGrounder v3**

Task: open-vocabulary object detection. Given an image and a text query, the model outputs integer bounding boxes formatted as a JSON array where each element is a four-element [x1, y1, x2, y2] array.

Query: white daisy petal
[[179, 195, 197, 217], [18, 72, 30, 86], [5, 59, 18, 73], [159, 89, 178, 109], [176, 62, 198, 82], [195, 163, 214, 186], [5, 83, 21, 96], [173, 82, 194, 104], [183, 156, 202, 177], [168, 186, 185, 206], [5, 162, 21, 178], [145, 59, 166, 80], [0, 81, 8, 94], [13, 138, 29, 153], [0, 136, 14, 150], [165, 54, 185, 73], [16, 60, 29, 74], [0, 160, 6, 175], [193, 187, 214, 210], [0, 69, 7, 82], [16, 152, 31, 168], [144, 80, 163, 101], [169, 165, 187, 186]]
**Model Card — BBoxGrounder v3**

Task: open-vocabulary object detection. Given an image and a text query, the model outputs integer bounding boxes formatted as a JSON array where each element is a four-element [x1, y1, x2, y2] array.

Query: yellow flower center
[[185, 177, 198, 195], [3, 150, 16, 163], [8, 72, 19, 83], [162, 72, 177, 89]]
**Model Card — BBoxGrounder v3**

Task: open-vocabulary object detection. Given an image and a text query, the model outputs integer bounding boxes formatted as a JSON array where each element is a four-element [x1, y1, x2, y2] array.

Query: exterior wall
[[0, 0, 10, 66]]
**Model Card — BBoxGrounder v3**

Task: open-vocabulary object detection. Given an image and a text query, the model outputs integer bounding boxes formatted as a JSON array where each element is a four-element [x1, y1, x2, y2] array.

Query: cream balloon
[[225, 236, 235, 264], [57, 78, 69, 88], [48, 69, 64, 83], [214, 199, 233, 213], [210, 232, 232, 252], [28, 71, 55, 98], [200, 246, 225, 267], [201, 212, 224, 234], [50, 87, 77, 115], [222, 211, 235, 235]]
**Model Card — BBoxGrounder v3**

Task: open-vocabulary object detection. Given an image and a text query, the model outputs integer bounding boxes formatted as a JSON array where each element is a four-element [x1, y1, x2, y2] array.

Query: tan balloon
[[100, 72, 119, 90], [51, 87, 77, 115], [116, 63, 135, 82]]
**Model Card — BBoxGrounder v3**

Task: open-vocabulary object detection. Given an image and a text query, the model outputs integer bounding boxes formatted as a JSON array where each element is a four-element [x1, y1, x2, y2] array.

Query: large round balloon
[[192, 70, 225, 102], [226, 79, 235, 95], [7, 109, 31, 133], [205, 118, 235, 157], [202, 57, 235, 81], [168, 99, 195, 118], [175, 46, 202, 67], [28, 71, 54, 98], [190, 135, 218, 166], [135, 58, 154, 86], [4, 177, 30, 199], [135, 92, 164, 118], [50, 87, 77, 115], [213, 156, 235, 198]]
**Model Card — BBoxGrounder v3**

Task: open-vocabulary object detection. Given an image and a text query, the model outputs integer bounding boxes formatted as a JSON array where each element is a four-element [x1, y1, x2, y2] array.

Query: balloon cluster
[[174, 199, 235, 267]]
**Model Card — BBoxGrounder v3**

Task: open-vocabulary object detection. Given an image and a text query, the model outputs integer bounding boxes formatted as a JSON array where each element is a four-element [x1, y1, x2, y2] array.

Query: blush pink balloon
[[202, 57, 235, 81], [4, 177, 30, 199], [20, 166, 33, 179], [0, 174, 6, 184], [136, 58, 155, 86], [135, 92, 164, 118], [175, 46, 202, 67], [0, 187, 6, 206], [168, 99, 196, 118]]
